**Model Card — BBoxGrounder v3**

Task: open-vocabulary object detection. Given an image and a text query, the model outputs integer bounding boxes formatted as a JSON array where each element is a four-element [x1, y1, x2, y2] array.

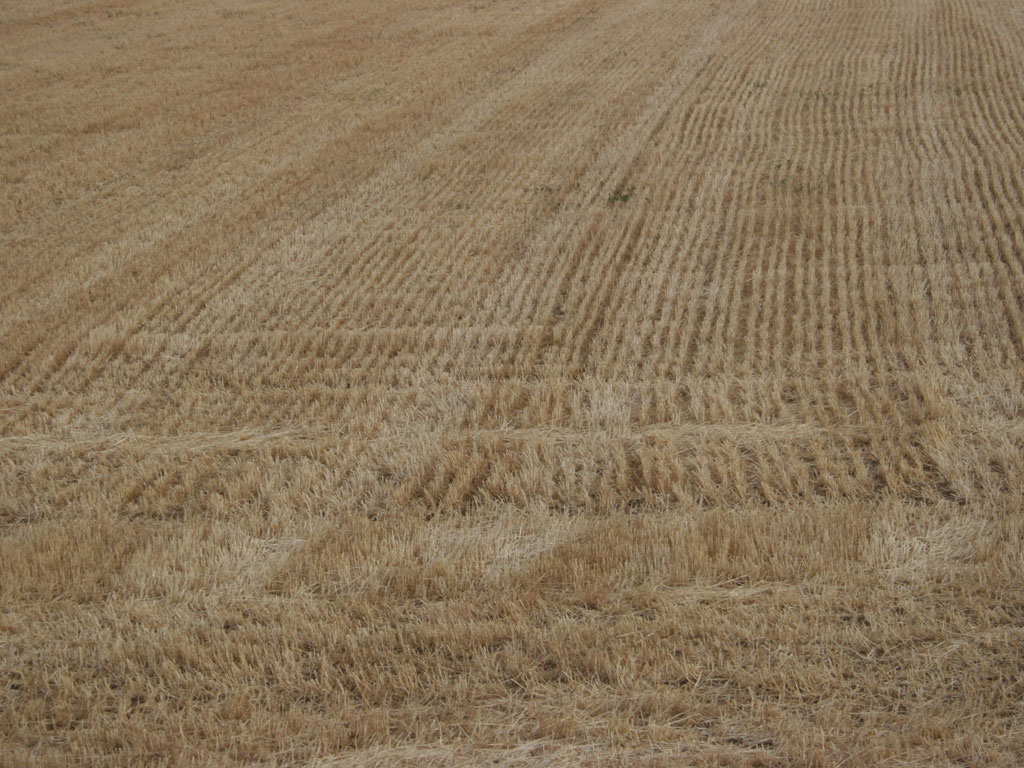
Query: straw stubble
[[2, 0, 1023, 765]]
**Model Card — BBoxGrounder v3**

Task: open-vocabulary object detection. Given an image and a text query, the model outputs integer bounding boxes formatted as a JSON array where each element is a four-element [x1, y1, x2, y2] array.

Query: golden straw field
[[2, 0, 1024, 764]]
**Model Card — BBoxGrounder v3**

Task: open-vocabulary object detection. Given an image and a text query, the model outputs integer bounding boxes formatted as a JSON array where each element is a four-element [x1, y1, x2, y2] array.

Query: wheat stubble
[[2, 0, 1024, 765]]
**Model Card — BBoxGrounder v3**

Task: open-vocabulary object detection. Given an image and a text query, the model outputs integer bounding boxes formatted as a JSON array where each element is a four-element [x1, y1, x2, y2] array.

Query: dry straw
[[2, 0, 1023, 764]]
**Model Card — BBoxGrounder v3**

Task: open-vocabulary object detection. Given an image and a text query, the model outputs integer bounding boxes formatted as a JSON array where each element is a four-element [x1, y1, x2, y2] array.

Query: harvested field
[[2, 0, 1024, 764]]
